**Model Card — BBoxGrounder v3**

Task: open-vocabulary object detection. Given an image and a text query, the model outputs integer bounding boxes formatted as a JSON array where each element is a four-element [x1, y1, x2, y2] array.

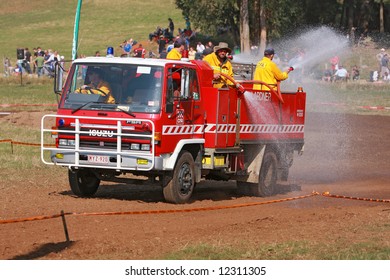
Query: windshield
[[61, 63, 163, 113]]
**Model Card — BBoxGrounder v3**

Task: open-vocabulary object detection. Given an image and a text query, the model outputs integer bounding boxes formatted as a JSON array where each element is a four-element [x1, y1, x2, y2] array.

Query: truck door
[[166, 67, 203, 138]]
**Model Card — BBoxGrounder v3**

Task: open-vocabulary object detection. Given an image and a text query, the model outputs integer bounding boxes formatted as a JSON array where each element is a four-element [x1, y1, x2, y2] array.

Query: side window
[[166, 68, 182, 102], [189, 69, 200, 100], [166, 67, 199, 102]]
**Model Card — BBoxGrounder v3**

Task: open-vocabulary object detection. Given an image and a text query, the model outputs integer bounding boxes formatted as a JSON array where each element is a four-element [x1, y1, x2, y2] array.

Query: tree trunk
[[379, 0, 384, 33], [259, 0, 267, 56], [240, 0, 250, 54]]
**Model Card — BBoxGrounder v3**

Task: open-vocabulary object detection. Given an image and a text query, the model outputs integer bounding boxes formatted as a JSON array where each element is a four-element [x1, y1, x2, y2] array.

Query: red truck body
[[41, 56, 306, 203]]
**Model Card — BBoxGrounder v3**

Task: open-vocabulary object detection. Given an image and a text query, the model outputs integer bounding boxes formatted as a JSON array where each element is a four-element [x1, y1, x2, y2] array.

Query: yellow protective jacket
[[203, 52, 234, 88], [166, 48, 182, 60], [253, 56, 288, 90], [78, 80, 115, 104]]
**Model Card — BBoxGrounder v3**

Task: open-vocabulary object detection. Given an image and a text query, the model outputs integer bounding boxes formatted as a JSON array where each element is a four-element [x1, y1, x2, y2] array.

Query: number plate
[[88, 155, 109, 164]]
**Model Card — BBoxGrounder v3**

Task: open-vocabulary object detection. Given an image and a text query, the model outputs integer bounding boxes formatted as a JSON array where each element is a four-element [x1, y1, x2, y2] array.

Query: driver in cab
[[77, 67, 115, 103]]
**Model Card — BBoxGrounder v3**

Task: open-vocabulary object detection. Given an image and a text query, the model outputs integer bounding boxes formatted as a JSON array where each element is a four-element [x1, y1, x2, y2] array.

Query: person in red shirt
[[133, 44, 146, 58]]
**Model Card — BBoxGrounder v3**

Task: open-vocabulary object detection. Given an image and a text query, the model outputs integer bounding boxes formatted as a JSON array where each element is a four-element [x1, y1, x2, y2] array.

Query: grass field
[[0, 0, 185, 60]]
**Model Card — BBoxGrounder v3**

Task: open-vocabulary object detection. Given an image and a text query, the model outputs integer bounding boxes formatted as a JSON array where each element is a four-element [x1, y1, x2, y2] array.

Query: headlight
[[131, 143, 140, 150], [59, 139, 75, 146], [141, 144, 150, 151]]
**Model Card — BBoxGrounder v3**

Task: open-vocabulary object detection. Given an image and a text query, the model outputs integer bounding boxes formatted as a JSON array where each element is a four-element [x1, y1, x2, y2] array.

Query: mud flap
[[246, 145, 265, 183]]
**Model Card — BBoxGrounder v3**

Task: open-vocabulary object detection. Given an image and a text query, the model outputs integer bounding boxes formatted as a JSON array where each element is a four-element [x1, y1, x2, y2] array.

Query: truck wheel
[[254, 151, 277, 197], [68, 169, 100, 197], [163, 151, 195, 204]]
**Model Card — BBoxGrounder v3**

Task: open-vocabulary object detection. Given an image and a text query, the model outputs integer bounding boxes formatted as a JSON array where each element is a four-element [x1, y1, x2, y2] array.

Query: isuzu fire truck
[[41, 56, 306, 204]]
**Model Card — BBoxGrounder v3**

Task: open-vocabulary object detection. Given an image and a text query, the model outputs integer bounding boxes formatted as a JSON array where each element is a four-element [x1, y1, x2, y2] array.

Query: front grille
[[79, 141, 131, 150]]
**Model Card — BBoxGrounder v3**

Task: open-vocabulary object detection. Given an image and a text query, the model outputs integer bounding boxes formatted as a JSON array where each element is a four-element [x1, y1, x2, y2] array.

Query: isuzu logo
[[88, 129, 114, 137]]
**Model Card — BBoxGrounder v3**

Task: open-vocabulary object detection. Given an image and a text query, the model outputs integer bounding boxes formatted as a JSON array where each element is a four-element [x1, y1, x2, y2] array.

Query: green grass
[[0, 0, 186, 60], [161, 240, 390, 260], [0, 81, 57, 109]]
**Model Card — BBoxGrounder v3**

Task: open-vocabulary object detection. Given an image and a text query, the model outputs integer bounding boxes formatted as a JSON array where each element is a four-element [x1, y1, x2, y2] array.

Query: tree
[[259, 0, 267, 55], [240, 0, 250, 53], [175, 0, 388, 54]]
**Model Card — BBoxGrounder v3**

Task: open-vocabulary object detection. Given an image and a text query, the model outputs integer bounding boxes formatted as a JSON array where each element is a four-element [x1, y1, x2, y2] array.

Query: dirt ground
[[0, 110, 389, 260]]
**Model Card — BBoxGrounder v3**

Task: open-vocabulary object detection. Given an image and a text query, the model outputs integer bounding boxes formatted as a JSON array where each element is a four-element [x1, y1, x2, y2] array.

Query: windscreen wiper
[[116, 106, 136, 117], [71, 101, 102, 114]]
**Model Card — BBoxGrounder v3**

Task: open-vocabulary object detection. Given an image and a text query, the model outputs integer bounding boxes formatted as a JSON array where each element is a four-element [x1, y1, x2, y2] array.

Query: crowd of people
[[320, 48, 389, 83], [4, 16, 389, 87], [3, 47, 64, 78]]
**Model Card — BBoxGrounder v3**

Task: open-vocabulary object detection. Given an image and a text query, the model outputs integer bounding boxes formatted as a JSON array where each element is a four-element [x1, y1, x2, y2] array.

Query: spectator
[[33, 52, 45, 77], [383, 71, 389, 82], [380, 53, 389, 79], [196, 42, 205, 54], [168, 18, 174, 35], [133, 44, 146, 58], [122, 38, 133, 56], [24, 47, 32, 74], [166, 40, 174, 53], [32, 48, 38, 74], [158, 35, 167, 55], [4, 57, 11, 77], [149, 26, 162, 41], [95, 51, 101, 57], [351, 65, 360, 81], [330, 55, 339, 74], [44, 50, 60, 77], [322, 69, 332, 82], [376, 48, 386, 74], [188, 46, 196, 60], [37, 47, 44, 56], [185, 17, 191, 30], [203, 41, 214, 56], [333, 65, 349, 81]]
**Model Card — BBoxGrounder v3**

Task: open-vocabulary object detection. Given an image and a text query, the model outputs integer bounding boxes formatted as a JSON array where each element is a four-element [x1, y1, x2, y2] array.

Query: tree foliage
[[175, 0, 389, 49]]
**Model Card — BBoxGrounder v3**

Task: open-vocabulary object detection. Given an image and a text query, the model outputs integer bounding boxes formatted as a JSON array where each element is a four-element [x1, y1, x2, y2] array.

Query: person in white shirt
[[196, 41, 205, 53], [333, 65, 349, 81]]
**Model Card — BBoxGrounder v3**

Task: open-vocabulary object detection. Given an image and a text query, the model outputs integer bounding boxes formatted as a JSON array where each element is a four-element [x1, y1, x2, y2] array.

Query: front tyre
[[163, 151, 195, 204], [68, 169, 100, 197], [253, 151, 278, 197]]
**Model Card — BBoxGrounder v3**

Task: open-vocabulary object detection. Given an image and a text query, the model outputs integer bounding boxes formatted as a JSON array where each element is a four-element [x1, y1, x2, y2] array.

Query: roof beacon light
[[106, 47, 114, 57]]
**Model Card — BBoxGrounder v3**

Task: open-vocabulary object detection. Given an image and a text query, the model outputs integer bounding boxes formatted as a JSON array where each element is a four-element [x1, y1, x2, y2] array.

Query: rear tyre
[[253, 151, 278, 197], [163, 151, 195, 204], [68, 169, 100, 197]]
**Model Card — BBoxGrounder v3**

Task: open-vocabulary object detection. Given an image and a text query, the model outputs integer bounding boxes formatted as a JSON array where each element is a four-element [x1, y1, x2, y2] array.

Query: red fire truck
[[41, 56, 306, 204]]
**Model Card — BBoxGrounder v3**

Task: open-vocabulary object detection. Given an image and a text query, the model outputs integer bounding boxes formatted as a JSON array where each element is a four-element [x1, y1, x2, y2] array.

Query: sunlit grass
[[161, 240, 390, 260]]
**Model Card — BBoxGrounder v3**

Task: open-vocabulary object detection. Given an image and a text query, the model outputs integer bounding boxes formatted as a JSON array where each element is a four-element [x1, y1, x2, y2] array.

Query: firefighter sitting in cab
[[203, 42, 234, 88], [77, 67, 116, 103]]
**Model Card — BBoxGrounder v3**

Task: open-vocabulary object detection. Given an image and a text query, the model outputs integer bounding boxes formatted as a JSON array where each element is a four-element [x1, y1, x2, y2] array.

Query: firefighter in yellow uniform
[[78, 67, 115, 104], [166, 40, 185, 60], [253, 48, 293, 90], [203, 42, 234, 88]]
